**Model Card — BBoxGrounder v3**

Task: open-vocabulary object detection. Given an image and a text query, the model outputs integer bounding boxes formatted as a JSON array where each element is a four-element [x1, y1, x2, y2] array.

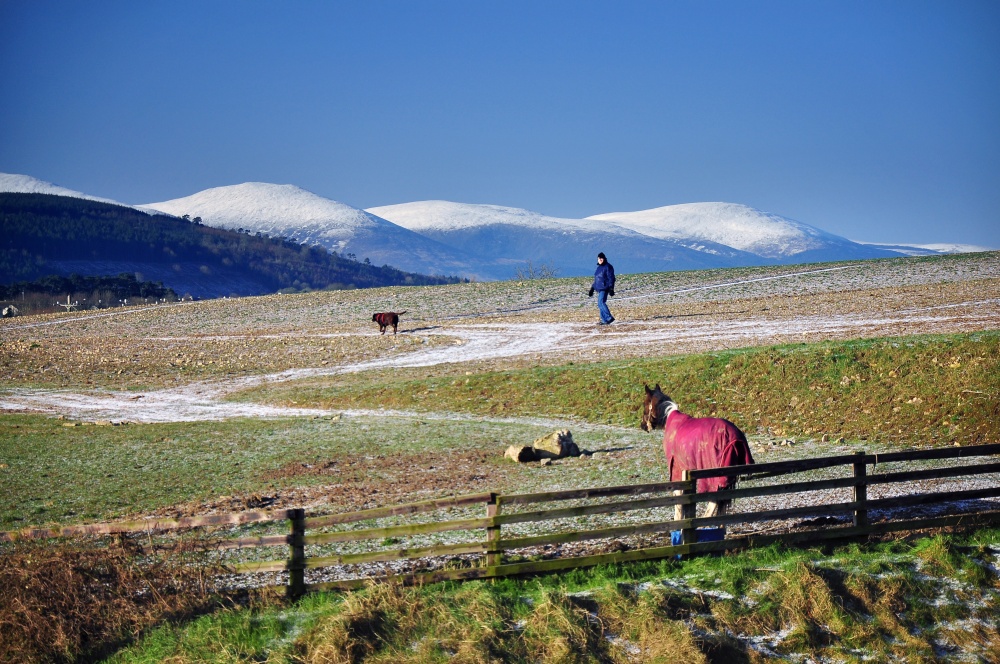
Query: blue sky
[[1, 1, 997, 246]]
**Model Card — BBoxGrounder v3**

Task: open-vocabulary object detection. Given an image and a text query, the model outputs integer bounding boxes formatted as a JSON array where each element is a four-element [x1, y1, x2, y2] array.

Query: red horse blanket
[[663, 410, 755, 492]]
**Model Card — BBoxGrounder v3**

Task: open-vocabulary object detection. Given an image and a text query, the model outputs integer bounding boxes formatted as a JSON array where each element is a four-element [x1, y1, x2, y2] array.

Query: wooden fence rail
[[3, 443, 999, 598], [0, 509, 292, 543]]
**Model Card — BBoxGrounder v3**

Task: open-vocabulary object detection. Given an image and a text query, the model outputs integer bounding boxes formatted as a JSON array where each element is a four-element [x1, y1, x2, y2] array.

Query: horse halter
[[644, 399, 659, 429], [643, 393, 676, 431]]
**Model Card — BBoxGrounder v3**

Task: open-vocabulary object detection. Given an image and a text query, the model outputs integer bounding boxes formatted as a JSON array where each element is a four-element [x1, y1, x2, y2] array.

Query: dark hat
[[597, 252, 606, 260]]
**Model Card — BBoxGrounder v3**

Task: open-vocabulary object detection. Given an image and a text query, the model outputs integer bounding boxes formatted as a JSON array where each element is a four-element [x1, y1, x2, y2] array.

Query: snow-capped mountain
[[587, 202, 897, 262], [141, 183, 483, 279], [911, 243, 993, 254], [854, 241, 994, 256], [367, 200, 765, 277], [4, 172, 989, 284], [0, 173, 130, 207]]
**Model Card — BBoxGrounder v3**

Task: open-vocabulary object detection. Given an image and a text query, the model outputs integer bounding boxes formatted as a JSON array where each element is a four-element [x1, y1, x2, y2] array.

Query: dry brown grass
[[596, 584, 710, 664], [420, 585, 509, 664], [297, 582, 412, 663], [942, 621, 1000, 662], [846, 574, 938, 661], [297, 581, 512, 664], [0, 538, 231, 664], [296, 582, 629, 664], [296, 580, 746, 664], [35, 530, 997, 662], [768, 563, 849, 638], [519, 588, 616, 663], [709, 564, 865, 658]]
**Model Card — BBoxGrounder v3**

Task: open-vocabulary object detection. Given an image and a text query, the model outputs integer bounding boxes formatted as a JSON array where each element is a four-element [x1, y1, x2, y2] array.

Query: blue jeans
[[596, 290, 614, 324]]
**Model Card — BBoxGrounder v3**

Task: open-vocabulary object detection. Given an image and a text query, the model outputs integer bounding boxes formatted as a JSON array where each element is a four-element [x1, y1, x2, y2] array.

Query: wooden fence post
[[485, 493, 501, 569], [287, 508, 306, 600], [679, 471, 697, 547], [853, 452, 868, 529]]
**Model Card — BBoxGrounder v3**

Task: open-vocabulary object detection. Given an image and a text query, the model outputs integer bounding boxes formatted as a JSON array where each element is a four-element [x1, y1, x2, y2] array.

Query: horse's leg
[[703, 499, 729, 535], [673, 489, 683, 522]]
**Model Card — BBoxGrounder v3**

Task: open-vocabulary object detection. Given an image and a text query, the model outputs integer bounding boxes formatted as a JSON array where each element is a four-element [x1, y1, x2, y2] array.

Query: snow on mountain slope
[[587, 202, 896, 261], [367, 200, 764, 277], [141, 183, 483, 279], [0, 173, 130, 207], [856, 241, 995, 256], [6, 172, 960, 280], [912, 243, 995, 253], [143, 183, 382, 244], [369, 200, 633, 234]]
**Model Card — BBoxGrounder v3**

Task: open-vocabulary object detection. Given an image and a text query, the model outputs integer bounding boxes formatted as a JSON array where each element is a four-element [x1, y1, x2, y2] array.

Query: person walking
[[588, 252, 615, 325]]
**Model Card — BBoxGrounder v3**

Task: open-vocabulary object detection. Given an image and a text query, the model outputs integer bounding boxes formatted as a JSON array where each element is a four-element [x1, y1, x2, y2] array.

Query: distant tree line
[[0, 272, 176, 301], [0, 193, 465, 292]]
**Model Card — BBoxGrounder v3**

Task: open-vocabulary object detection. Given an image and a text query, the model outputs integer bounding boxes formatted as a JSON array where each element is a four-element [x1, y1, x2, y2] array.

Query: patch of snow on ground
[[2, 292, 998, 423]]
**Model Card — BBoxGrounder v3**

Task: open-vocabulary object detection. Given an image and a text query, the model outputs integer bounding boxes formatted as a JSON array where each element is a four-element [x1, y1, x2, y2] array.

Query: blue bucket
[[670, 527, 725, 548]]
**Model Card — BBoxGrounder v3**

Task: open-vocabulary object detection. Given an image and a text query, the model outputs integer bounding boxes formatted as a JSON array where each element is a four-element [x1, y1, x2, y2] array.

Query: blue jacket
[[592, 261, 615, 291]]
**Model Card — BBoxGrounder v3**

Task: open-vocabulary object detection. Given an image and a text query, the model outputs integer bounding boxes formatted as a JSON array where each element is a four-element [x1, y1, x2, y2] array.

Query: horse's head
[[641, 383, 673, 431]]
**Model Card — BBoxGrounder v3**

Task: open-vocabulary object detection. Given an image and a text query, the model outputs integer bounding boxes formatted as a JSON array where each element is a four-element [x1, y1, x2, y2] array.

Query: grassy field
[[87, 529, 1000, 663], [2, 253, 999, 662], [0, 412, 637, 529], [2, 330, 997, 533], [2, 251, 998, 391], [240, 332, 1000, 445]]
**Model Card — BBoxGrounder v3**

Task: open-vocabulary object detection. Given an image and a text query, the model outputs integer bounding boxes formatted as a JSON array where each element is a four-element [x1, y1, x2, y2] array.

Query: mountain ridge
[[142, 183, 486, 279], [367, 199, 767, 276], [0, 192, 464, 300], [3, 173, 989, 283]]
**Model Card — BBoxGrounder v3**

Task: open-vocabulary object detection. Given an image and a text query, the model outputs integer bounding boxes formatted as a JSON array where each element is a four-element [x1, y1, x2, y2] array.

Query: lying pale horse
[[641, 383, 755, 520]]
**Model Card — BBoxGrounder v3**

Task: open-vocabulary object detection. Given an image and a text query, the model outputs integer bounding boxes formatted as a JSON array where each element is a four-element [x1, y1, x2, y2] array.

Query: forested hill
[[0, 193, 464, 298]]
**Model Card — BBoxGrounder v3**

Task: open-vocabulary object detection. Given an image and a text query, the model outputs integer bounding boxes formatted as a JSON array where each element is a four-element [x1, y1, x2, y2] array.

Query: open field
[[1, 252, 998, 527], [1, 252, 998, 415], [2, 253, 999, 662]]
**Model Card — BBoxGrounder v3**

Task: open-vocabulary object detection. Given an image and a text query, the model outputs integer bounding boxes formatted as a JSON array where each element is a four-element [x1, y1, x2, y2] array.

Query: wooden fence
[[4, 443, 1000, 598]]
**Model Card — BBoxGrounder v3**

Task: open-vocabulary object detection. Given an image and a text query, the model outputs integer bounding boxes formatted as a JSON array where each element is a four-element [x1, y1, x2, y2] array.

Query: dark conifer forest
[[0, 273, 175, 302], [1, 193, 464, 304]]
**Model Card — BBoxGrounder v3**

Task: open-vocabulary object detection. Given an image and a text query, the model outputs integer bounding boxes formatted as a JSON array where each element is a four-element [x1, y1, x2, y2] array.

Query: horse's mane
[[660, 397, 678, 420]]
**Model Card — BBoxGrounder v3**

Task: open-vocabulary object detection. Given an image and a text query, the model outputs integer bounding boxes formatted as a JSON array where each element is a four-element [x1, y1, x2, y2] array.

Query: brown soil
[[147, 448, 524, 520]]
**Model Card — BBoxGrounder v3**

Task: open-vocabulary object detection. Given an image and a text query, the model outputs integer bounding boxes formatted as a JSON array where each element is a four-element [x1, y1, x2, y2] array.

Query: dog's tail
[[397, 310, 407, 315]]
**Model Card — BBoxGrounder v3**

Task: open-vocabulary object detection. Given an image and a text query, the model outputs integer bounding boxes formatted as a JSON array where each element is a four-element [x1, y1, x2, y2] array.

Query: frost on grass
[[3, 252, 999, 422]]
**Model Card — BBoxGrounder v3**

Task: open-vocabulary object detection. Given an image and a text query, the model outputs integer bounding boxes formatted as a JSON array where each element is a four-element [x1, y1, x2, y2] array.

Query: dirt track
[[2, 257, 999, 423]]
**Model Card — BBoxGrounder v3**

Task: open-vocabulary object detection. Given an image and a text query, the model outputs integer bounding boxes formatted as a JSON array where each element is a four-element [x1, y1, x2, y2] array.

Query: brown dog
[[372, 310, 406, 335]]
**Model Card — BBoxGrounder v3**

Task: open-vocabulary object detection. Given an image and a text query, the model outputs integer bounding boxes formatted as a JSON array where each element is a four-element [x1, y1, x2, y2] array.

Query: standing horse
[[641, 383, 755, 519]]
